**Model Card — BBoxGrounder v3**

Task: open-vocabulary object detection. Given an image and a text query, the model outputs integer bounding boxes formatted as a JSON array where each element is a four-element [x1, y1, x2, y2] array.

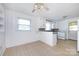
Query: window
[[45, 22, 51, 30], [51, 24, 54, 29], [18, 18, 31, 31], [69, 21, 77, 31]]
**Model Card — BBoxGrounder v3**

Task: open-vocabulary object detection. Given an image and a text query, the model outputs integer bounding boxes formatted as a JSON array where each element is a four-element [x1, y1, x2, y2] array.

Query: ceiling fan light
[[41, 5, 44, 9], [34, 5, 37, 8], [32, 3, 49, 13]]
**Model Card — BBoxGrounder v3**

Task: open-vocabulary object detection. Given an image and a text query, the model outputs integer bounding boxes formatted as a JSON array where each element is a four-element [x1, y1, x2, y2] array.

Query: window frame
[[17, 17, 31, 31]]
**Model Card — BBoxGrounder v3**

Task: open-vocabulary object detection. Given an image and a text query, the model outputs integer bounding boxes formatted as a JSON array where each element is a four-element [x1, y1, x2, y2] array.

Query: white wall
[[0, 4, 6, 55], [5, 9, 42, 48]]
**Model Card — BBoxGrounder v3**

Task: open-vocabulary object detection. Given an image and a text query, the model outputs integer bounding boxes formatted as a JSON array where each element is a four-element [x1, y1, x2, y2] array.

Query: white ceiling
[[4, 3, 79, 21]]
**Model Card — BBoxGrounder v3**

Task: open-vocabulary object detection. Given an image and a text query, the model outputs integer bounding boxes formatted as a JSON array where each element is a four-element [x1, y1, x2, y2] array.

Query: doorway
[[68, 20, 77, 52]]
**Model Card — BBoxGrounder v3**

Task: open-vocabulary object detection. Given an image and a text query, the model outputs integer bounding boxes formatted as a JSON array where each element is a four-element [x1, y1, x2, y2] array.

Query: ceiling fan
[[32, 3, 49, 13]]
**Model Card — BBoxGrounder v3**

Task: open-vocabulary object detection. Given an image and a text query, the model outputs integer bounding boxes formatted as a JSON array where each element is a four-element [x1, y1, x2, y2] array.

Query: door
[[68, 21, 77, 40]]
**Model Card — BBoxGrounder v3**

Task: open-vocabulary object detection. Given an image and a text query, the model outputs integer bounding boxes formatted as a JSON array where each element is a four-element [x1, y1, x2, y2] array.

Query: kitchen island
[[39, 28, 58, 47]]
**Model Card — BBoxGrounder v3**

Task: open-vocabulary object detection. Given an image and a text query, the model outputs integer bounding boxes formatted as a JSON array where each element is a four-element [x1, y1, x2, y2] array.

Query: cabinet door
[[53, 34, 57, 45]]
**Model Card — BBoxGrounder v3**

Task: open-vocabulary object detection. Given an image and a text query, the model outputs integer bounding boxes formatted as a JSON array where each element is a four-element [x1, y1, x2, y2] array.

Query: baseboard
[[6, 40, 39, 48], [39, 40, 56, 47], [68, 39, 77, 41], [58, 38, 65, 40]]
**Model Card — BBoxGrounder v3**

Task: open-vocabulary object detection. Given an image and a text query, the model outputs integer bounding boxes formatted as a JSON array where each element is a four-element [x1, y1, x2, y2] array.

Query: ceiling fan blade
[[32, 9, 35, 12], [45, 7, 49, 10]]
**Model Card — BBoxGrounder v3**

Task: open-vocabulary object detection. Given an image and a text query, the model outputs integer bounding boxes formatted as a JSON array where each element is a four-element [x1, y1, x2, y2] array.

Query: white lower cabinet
[[40, 32, 57, 47]]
